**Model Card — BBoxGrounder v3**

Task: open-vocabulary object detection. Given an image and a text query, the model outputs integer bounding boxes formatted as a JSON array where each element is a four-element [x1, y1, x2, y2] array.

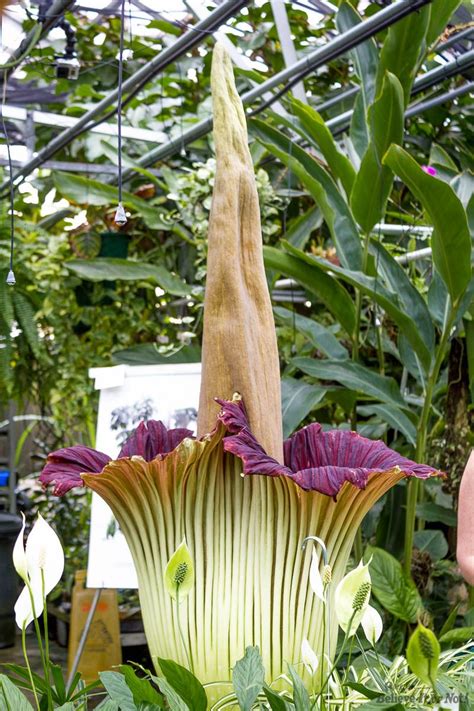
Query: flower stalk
[[197, 43, 283, 462]]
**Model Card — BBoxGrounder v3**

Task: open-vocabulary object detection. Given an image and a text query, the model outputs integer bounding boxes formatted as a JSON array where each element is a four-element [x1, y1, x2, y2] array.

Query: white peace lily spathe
[[13, 513, 64, 628], [361, 604, 383, 646], [335, 559, 372, 637], [301, 638, 319, 676]]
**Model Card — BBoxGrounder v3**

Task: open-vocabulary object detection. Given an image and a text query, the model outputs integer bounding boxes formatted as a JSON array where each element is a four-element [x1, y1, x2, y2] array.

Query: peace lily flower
[[361, 605, 383, 646], [335, 560, 372, 637], [301, 639, 319, 676], [13, 514, 64, 628], [40, 44, 440, 699]]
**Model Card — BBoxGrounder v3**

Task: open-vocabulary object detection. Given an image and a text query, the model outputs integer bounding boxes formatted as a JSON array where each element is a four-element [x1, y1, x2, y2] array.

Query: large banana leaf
[[358, 404, 417, 446], [263, 246, 356, 336], [292, 358, 406, 408], [384, 146, 472, 305], [426, 0, 461, 47], [66, 258, 189, 296], [53, 173, 168, 230], [337, 2, 378, 155], [274, 306, 348, 360], [281, 377, 327, 438], [370, 239, 435, 353], [350, 73, 404, 233], [375, 4, 431, 105], [252, 119, 363, 270], [282, 242, 432, 372], [285, 205, 322, 249], [289, 98, 356, 197]]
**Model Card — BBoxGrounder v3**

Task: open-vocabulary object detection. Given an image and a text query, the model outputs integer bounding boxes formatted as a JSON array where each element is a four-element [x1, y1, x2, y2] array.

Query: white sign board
[[86, 363, 201, 588]]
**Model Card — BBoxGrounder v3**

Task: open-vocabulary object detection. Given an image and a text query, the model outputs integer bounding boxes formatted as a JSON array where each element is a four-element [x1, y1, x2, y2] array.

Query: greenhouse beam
[[0, 0, 77, 84], [404, 80, 474, 117], [0, 0, 252, 193], [118, 0, 432, 179], [326, 51, 474, 132], [309, 37, 474, 117]]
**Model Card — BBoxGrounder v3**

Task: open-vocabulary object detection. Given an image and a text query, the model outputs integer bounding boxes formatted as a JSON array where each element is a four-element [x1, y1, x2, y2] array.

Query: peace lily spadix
[[13, 513, 64, 628], [40, 44, 440, 700]]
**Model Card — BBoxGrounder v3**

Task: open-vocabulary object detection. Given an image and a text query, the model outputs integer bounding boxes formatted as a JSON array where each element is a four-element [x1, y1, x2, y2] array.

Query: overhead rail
[[0, 0, 77, 83], [0, 0, 251, 193], [0, 105, 166, 143], [326, 49, 474, 132], [116, 0, 437, 179], [313, 38, 474, 117]]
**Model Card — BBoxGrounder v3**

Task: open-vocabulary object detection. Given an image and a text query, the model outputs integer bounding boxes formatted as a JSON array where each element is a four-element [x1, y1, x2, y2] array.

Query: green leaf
[[286, 665, 310, 711], [263, 685, 290, 711], [439, 627, 474, 646], [119, 665, 164, 708], [430, 144, 458, 172], [438, 603, 460, 638], [416, 502, 457, 527], [337, 2, 378, 154], [112, 344, 201, 366], [383, 145, 472, 304], [413, 530, 448, 561], [263, 246, 356, 336], [345, 682, 382, 700], [153, 677, 190, 711], [285, 205, 323, 249], [281, 378, 326, 437], [426, 0, 461, 47], [147, 18, 182, 36], [350, 73, 404, 233], [406, 624, 440, 687], [51, 664, 66, 703], [290, 98, 356, 197], [13, 292, 44, 361], [349, 92, 369, 158], [232, 646, 265, 711], [65, 258, 189, 296], [357, 404, 417, 446], [69, 231, 102, 258], [376, 5, 430, 105], [252, 119, 363, 270], [94, 700, 120, 711], [366, 547, 423, 622], [274, 306, 348, 360], [99, 672, 137, 711], [292, 358, 406, 408], [53, 173, 168, 230], [369, 239, 435, 355], [157, 660, 207, 711], [282, 242, 432, 371], [0, 675, 34, 711], [164, 539, 195, 602]]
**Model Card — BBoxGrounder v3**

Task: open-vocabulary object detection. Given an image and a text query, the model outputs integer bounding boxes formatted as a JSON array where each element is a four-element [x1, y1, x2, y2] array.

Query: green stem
[[176, 586, 192, 673], [403, 306, 457, 576], [21, 623, 40, 711], [315, 610, 357, 704], [26, 580, 53, 710], [351, 233, 371, 558], [41, 571, 52, 697]]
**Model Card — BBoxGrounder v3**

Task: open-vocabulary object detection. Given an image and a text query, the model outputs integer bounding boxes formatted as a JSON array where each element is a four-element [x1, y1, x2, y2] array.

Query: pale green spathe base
[[84, 425, 402, 705]]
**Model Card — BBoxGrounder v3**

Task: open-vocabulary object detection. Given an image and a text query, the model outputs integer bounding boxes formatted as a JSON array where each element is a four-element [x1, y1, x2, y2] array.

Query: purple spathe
[[217, 397, 438, 498], [39, 421, 192, 496]]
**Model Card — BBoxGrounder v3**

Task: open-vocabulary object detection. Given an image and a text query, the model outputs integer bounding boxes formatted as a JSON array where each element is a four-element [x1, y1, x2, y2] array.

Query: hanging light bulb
[[114, 202, 127, 225], [6, 270, 15, 286]]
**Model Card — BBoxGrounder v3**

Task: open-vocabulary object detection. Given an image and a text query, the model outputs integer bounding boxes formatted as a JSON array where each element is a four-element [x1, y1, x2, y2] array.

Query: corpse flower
[[40, 44, 440, 702]]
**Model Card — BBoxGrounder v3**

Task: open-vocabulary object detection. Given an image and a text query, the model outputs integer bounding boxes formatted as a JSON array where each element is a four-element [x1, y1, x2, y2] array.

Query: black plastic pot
[[0, 512, 22, 648]]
